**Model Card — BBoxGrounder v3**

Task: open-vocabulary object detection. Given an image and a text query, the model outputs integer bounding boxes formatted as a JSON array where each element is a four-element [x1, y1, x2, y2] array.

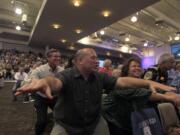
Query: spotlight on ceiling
[[106, 52, 111, 56], [130, 16, 138, 23], [75, 29, 82, 34], [21, 14, 27, 23], [73, 0, 82, 7], [15, 8, 22, 15], [174, 36, 180, 41], [102, 10, 111, 18], [16, 25, 21, 31], [51, 24, 61, 29], [125, 37, 130, 42], [61, 39, 67, 43], [121, 45, 129, 53], [143, 42, 148, 47], [100, 30, 105, 35]]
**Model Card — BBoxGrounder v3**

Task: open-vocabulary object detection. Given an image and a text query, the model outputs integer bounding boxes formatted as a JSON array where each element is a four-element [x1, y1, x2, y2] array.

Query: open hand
[[15, 78, 53, 99]]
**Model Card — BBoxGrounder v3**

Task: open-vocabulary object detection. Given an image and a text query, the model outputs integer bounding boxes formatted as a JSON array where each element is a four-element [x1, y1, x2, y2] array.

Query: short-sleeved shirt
[[29, 63, 63, 97], [54, 67, 117, 135]]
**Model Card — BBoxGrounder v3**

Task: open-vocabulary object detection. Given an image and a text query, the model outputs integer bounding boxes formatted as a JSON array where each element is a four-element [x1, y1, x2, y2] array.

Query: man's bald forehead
[[75, 48, 96, 60]]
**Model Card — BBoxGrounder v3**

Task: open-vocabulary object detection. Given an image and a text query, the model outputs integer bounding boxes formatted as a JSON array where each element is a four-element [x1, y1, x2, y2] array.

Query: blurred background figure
[[12, 67, 28, 101], [64, 55, 74, 69], [143, 53, 175, 84], [168, 63, 180, 93], [99, 59, 112, 76], [0, 66, 4, 89], [112, 64, 123, 78]]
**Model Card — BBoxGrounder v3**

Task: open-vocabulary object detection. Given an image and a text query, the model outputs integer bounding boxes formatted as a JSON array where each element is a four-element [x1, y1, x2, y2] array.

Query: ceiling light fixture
[[174, 36, 180, 41], [131, 16, 138, 23], [78, 37, 91, 45], [143, 42, 148, 47], [21, 14, 27, 22], [75, 29, 82, 34], [73, 0, 82, 7], [51, 24, 61, 29], [125, 37, 130, 42], [69, 46, 75, 50], [121, 45, 129, 53], [100, 30, 105, 35], [129, 49, 132, 54], [61, 39, 67, 43], [15, 8, 22, 15], [16, 25, 21, 31], [106, 52, 111, 56], [11, 0, 14, 4], [102, 10, 111, 18]]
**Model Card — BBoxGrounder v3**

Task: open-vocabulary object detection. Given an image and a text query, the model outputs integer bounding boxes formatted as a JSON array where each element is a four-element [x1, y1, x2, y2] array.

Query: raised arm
[[115, 77, 176, 92], [15, 76, 62, 99]]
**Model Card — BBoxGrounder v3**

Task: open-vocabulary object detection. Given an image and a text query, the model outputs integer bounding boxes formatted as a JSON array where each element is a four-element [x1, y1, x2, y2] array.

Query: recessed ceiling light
[[69, 46, 75, 50], [75, 29, 82, 34], [144, 42, 148, 47], [131, 16, 138, 23], [121, 45, 129, 53], [125, 37, 130, 42], [11, 0, 14, 4], [51, 24, 61, 29], [102, 10, 111, 18], [21, 14, 27, 22], [106, 52, 111, 56], [16, 25, 21, 31], [73, 0, 82, 7], [15, 8, 22, 15], [129, 49, 132, 54], [174, 36, 180, 41], [100, 30, 105, 35], [61, 39, 67, 43]]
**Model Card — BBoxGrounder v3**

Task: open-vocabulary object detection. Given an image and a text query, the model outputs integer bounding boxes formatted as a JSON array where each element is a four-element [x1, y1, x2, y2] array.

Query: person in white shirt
[[12, 67, 28, 101]]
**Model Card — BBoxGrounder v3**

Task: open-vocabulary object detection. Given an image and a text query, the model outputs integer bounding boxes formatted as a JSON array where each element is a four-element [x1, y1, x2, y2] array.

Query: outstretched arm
[[149, 92, 180, 106], [115, 77, 176, 92], [15, 76, 62, 99]]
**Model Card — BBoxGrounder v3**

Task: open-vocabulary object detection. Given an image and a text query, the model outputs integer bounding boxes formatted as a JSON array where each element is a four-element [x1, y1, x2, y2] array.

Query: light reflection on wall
[[142, 56, 155, 69]]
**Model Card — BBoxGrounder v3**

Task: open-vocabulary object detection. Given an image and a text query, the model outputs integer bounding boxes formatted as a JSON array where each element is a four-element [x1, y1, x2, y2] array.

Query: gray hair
[[158, 53, 174, 65]]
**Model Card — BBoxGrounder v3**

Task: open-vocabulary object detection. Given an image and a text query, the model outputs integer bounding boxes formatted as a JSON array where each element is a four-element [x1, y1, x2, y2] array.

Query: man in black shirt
[[16, 48, 176, 135], [143, 53, 175, 84]]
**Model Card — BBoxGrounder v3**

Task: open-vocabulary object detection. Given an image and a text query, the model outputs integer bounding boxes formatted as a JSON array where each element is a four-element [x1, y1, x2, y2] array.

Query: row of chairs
[[158, 103, 180, 135]]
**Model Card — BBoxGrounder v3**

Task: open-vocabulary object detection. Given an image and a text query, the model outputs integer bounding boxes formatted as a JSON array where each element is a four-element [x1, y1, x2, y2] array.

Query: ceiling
[[0, 0, 180, 57]]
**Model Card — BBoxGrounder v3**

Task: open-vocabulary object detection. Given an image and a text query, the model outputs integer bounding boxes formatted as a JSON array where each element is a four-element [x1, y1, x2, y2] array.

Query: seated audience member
[[111, 64, 123, 78], [99, 59, 113, 76], [102, 58, 179, 135], [64, 55, 74, 69], [143, 53, 175, 84], [176, 63, 180, 72], [0, 66, 4, 89], [15, 48, 175, 135], [168, 63, 180, 92]]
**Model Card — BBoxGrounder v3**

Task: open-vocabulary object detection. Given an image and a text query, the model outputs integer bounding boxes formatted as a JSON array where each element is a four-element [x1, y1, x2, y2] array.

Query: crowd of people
[[0, 48, 180, 135]]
